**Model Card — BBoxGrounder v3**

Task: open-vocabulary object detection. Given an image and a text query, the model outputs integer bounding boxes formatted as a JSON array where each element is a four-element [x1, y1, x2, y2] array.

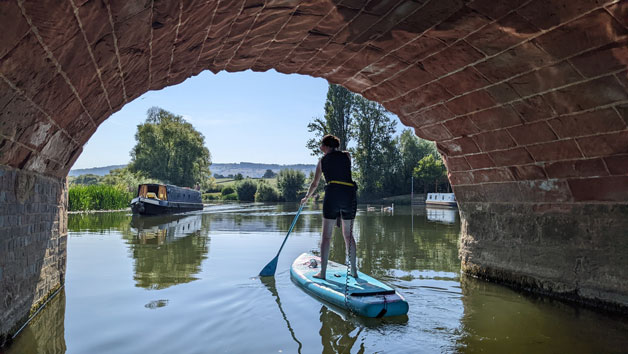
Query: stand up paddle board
[[290, 253, 409, 318]]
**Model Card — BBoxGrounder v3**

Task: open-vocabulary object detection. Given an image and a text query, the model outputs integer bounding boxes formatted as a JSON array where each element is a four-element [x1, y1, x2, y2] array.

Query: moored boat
[[131, 184, 203, 215], [425, 193, 457, 207]]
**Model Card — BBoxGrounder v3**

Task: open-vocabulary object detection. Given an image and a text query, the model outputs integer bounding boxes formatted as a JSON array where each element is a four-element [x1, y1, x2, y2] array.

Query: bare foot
[[312, 272, 325, 280]]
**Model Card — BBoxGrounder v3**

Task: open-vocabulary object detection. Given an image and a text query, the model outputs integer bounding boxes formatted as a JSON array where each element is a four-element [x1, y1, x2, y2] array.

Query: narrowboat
[[425, 193, 457, 207], [130, 184, 203, 215]]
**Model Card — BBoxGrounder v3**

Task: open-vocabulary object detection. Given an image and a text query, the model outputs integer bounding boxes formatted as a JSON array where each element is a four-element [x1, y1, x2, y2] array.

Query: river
[[5, 204, 628, 353]]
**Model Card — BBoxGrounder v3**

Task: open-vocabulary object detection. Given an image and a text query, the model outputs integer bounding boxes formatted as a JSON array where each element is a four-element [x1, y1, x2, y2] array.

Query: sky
[[73, 69, 403, 169]]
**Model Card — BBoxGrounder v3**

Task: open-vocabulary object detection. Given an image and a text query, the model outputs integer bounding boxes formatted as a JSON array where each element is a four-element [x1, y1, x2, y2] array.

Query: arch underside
[[1, 0, 628, 341]]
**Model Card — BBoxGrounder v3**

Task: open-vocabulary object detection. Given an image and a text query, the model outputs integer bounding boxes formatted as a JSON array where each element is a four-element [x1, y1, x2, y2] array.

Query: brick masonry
[[0, 165, 67, 345], [0, 0, 627, 337]]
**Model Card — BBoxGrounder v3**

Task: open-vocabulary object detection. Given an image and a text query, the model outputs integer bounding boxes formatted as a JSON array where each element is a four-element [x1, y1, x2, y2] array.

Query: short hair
[[321, 134, 340, 149]]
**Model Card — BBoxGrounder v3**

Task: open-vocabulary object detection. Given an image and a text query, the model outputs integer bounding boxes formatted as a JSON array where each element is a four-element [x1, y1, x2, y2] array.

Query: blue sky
[[73, 69, 403, 169]]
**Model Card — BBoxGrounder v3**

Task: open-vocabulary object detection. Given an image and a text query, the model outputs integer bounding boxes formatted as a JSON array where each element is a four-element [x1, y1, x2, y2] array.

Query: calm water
[[5, 204, 628, 354]]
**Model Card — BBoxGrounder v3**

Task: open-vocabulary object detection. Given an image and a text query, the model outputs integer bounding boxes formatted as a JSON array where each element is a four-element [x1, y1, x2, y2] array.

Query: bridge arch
[[1, 0, 627, 342]]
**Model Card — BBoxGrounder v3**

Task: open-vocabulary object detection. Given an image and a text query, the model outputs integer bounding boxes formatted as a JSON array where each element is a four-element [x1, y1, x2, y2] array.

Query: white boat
[[425, 193, 457, 207]]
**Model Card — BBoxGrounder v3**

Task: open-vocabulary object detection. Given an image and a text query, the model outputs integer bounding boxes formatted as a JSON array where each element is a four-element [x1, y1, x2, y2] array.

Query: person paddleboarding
[[301, 134, 358, 280]]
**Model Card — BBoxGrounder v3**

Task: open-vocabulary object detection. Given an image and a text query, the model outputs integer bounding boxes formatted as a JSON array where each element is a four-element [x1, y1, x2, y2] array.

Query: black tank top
[[321, 150, 352, 184]]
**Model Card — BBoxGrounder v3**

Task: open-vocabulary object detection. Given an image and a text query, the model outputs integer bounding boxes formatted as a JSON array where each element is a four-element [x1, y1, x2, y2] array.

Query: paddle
[[259, 203, 305, 277]]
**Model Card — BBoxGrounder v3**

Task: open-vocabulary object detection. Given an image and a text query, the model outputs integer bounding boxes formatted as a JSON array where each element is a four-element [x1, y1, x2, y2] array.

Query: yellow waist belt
[[328, 180, 355, 187]]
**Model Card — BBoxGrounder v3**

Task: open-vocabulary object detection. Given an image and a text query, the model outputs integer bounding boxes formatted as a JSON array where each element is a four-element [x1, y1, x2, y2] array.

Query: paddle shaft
[[274, 204, 304, 257]]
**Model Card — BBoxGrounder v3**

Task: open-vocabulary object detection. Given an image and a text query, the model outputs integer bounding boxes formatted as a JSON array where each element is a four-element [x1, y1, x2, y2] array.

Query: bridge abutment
[[0, 165, 67, 345], [459, 201, 628, 311]]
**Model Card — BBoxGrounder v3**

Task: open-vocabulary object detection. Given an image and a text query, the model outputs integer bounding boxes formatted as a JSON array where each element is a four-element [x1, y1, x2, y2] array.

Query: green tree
[[236, 179, 257, 201], [262, 169, 276, 178], [413, 154, 447, 193], [221, 185, 235, 196], [102, 167, 160, 193], [255, 180, 280, 202], [398, 129, 439, 193], [351, 95, 397, 199], [234, 173, 244, 181], [129, 107, 211, 187], [277, 169, 306, 202], [70, 174, 103, 186], [306, 84, 355, 155]]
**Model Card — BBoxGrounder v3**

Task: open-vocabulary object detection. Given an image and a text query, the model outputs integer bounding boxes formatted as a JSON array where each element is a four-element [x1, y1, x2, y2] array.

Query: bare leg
[[313, 218, 335, 280], [341, 218, 358, 277]]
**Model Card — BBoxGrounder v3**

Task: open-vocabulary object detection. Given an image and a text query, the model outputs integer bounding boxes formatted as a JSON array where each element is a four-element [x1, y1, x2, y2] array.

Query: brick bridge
[[1, 0, 627, 343]]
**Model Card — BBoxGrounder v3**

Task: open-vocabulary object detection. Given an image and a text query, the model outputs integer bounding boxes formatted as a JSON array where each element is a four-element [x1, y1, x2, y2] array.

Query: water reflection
[[260, 277, 303, 354], [426, 207, 458, 225], [4, 288, 66, 353], [124, 214, 209, 290], [5, 204, 628, 353]]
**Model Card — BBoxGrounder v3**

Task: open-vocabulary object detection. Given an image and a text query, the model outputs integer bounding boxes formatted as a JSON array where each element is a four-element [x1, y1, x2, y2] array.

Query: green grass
[[68, 184, 133, 211], [214, 177, 277, 188]]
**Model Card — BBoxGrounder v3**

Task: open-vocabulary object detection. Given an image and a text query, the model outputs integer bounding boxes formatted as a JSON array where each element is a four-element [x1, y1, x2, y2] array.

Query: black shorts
[[323, 184, 357, 220]]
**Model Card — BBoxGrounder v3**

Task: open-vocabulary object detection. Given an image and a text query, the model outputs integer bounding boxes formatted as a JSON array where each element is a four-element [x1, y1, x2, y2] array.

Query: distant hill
[[68, 165, 126, 176], [211, 162, 316, 178], [69, 162, 316, 178]]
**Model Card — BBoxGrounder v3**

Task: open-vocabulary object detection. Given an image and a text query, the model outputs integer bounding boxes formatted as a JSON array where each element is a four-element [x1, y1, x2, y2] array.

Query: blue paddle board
[[290, 253, 409, 318]]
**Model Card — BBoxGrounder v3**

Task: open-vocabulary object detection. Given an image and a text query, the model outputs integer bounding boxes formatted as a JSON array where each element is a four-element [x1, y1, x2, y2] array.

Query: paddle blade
[[259, 257, 278, 277]]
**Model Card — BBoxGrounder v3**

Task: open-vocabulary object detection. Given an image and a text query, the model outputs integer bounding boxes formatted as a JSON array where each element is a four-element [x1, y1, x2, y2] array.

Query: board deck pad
[[290, 253, 409, 318], [292, 254, 394, 296]]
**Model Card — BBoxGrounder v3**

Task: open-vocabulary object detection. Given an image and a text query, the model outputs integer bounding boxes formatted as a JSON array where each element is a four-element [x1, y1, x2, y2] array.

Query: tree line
[[308, 84, 448, 200]]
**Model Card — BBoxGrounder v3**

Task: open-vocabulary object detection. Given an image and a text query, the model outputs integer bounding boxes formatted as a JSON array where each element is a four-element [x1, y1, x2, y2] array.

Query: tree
[[262, 169, 276, 178], [413, 154, 447, 193], [255, 180, 280, 202], [129, 107, 211, 187], [102, 166, 160, 193], [306, 84, 355, 155], [277, 169, 306, 202], [234, 173, 244, 181], [398, 129, 439, 193], [236, 179, 257, 201], [351, 95, 397, 199], [70, 174, 103, 186]]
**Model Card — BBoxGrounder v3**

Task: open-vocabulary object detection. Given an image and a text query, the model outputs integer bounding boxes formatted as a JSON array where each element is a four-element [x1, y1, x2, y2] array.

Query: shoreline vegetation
[[69, 84, 452, 211]]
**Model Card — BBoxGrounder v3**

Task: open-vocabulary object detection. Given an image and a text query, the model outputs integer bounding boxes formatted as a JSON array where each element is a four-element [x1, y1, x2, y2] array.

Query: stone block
[[548, 108, 626, 139], [469, 106, 522, 131], [438, 66, 490, 96], [569, 40, 628, 77], [444, 116, 480, 136], [445, 89, 495, 115], [526, 139, 583, 162], [472, 129, 516, 151], [544, 76, 628, 115], [417, 123, 452, 141], [489, 147, 534, 166], [467, 12, 539, 56], [509, 61, 583, 97], [508, 121, 558, 145], [533, 10, 626, 59], [437, 136, 480, 156], [545, 158, 608, 179], [511, 95, 556, 122], [577, 131, 628, 157], [508, 164, 547, 180], [604, 155, 628, 175], [465, 153, 495, 169], [568, 176, 628, 202], [422, 40, 485, 77]]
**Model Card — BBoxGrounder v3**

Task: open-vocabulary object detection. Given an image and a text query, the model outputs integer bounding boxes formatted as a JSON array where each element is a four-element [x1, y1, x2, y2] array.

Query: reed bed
[[68, 185, 133, 211]]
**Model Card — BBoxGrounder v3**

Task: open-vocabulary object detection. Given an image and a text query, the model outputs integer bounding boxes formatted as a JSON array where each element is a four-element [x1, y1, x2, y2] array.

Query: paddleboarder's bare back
[[301, 135, 358, 280]]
